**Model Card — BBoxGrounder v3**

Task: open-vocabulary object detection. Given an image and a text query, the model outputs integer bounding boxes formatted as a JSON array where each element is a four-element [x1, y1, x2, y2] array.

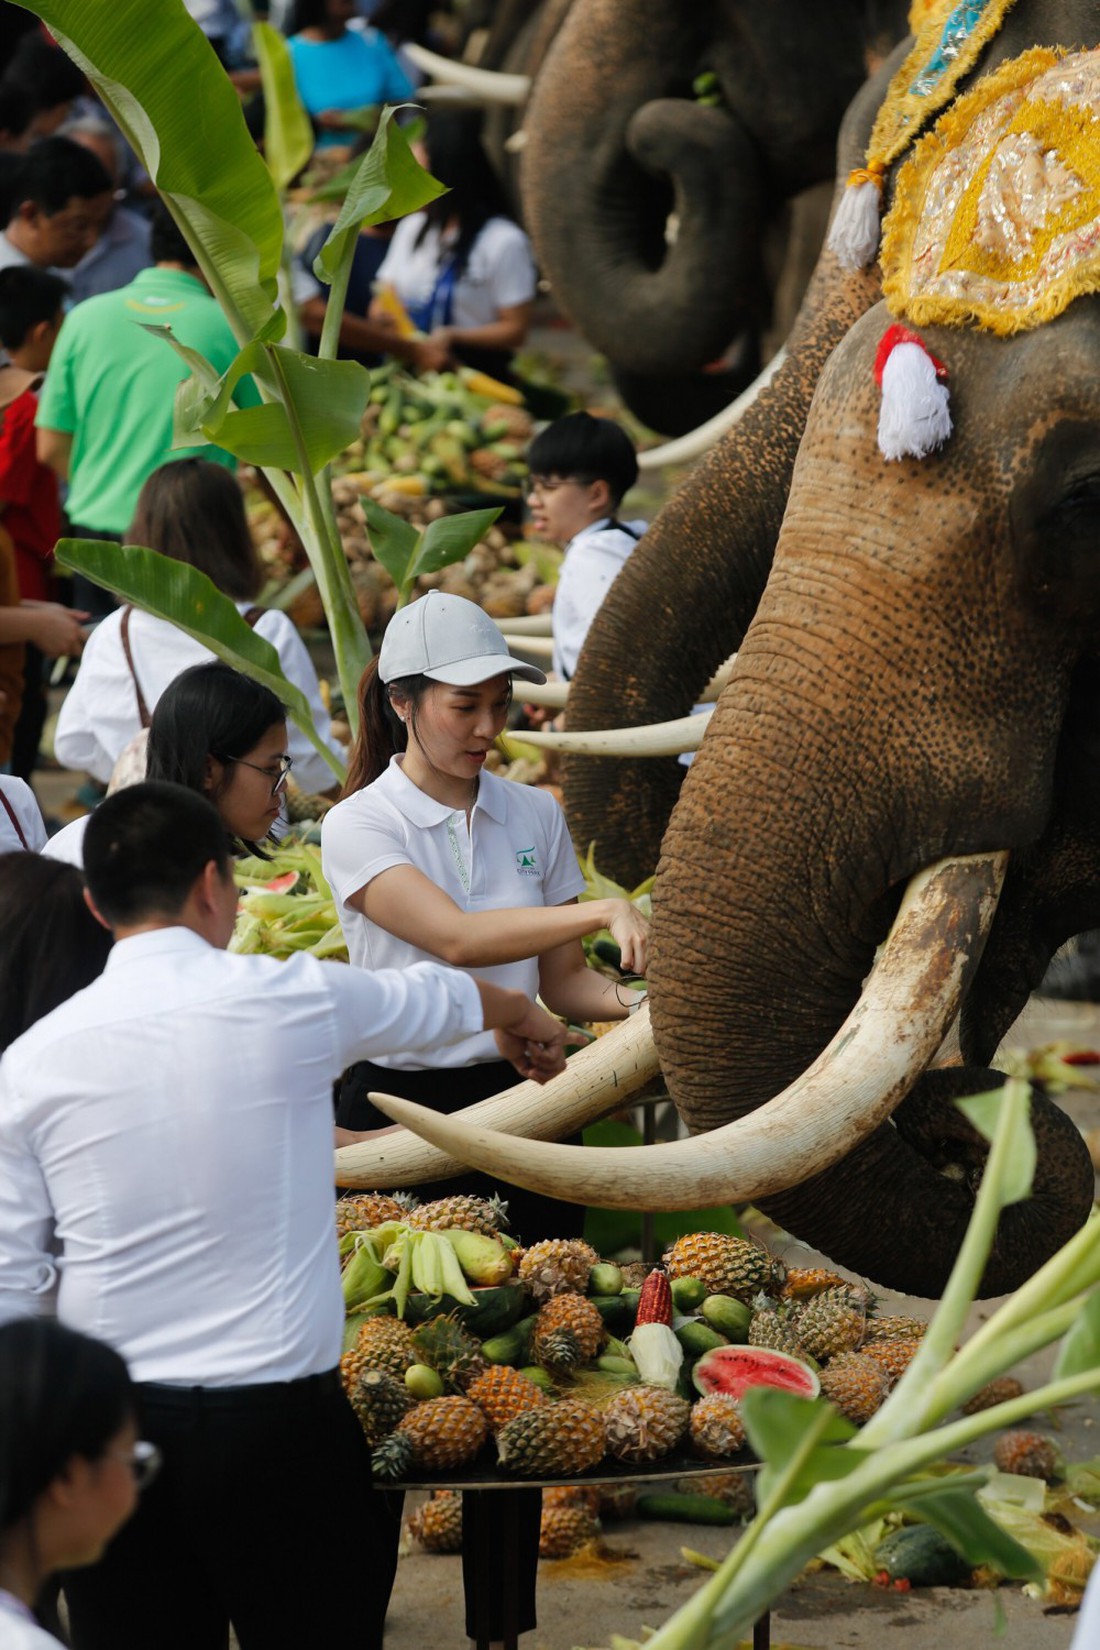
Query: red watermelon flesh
[[262, 871, 300, 893], [691, 1345, 820, 1400]]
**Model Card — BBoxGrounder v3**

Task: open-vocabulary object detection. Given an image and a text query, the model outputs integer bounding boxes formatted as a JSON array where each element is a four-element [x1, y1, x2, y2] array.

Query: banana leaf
[[361, 497, 502, 606], [19, 0, 283, 343], [54, 539, 345, 782], [314, 103, 446, 285], [253, 22, 313, 194]]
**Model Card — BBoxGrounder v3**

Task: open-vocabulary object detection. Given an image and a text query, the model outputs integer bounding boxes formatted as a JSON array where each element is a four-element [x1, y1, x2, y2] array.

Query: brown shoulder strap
[[119, 606, 152, 729], [242, 606, 264, 628], [0, 786, 31, 851]]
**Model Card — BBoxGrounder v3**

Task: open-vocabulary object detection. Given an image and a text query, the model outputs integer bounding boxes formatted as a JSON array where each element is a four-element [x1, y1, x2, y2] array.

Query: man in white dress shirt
[[0, 781, 569, 1650]]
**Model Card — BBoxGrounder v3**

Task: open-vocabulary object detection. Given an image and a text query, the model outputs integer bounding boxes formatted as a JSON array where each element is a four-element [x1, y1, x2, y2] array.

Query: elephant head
[[520, 0, 911, 434], [357, 31, 1100, 1300]]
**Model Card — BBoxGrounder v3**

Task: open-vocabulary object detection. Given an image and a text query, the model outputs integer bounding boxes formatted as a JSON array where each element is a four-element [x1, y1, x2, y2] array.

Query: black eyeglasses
[[214, 753, 293, 796], [107, 1439, 162, 1491]]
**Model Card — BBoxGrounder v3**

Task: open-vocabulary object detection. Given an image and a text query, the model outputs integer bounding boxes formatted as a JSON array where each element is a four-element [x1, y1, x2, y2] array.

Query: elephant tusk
[[637, 347, 788, 471], [334, 1004, 659, 1188], [518, 708, 714, 756], [366, 852, 1009, 1208], [403, 44, 531, 105], [514, 656, 736, 714], [500, 634, 555, 660], [498, 614, 554, 637]]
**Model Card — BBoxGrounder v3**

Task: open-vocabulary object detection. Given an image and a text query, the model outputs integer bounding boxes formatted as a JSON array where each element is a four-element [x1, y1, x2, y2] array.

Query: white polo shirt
[[54, 605, 344, 794], [552, 518, 647, 681], [0, 778, 48, 854], [322, 758, 585, 1069]]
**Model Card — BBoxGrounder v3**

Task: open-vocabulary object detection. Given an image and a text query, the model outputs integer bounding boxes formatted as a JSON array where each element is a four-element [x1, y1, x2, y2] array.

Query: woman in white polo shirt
[[322, 591, 647, 1648]]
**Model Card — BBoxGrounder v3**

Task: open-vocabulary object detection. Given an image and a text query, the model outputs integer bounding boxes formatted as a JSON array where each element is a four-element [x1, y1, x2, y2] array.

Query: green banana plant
[[20, 0, 446, 741]]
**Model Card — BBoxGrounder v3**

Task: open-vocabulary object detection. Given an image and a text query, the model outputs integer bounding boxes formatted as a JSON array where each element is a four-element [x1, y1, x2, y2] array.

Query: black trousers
[[338, 1057, 586, 1638], [62, 1369, 396, 1650], [10, 642, 45, 783]]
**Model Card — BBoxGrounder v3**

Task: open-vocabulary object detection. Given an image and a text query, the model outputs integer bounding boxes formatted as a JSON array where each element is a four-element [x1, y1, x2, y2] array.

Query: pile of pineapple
[[333, 1193, 974, 1514]]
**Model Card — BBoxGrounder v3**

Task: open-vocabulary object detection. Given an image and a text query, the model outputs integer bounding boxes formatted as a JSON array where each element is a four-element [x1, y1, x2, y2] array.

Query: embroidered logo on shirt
[[515, 846, 539, 876]]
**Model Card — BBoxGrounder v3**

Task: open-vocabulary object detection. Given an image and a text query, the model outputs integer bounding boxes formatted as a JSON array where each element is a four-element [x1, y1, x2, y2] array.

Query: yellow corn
[[373, 474, 428, 496], [374, 283, 419, 339], [459, 367, 524, 406]]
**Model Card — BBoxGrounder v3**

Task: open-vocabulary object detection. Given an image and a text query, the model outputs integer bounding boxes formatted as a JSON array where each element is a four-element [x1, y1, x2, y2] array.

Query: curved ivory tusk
[[367, 852, 1008, 1208], [334, 1005, 659, 1188], [515, 680, 570, 709], [702, 654, 737, 702], [637, 347, 788, 471], [501, 634, 554, 660], [519, 708, 714, 756], [403, 43, 531, 105], [498, 614, 554, 637]]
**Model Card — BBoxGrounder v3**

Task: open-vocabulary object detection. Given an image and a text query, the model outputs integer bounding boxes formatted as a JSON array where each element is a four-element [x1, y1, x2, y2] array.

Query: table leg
[[463, 1488, 521, 1650], [753, 1608, 771, 1649]]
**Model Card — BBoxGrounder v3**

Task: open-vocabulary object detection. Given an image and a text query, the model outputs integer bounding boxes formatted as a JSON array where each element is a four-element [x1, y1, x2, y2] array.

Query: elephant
[[519, 0, 912, 434], [346, 6, 1100, 1301]]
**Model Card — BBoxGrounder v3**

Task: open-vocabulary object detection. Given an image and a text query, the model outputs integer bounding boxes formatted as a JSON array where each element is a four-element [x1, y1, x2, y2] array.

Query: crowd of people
[[0, 11, 660, 1648]]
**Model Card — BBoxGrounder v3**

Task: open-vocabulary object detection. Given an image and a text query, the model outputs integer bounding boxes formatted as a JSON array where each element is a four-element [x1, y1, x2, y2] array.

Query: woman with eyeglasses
[[0, 1318, 149, 1647], [53, 458, 343, 800], [45, 661, 295, 869]]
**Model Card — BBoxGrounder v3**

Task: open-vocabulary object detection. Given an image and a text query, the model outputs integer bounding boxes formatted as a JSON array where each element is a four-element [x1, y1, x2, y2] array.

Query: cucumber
[[588, 1262, 624, 1297], [595, 1354, 638, 1377], [636, 1493, 738, 1526], [670, 1275, 708, 1313], [518, 1364, 555, 1393], [700, 1294, 753, 1342], [620, 1286, 642, 1319], [675, 1320, 729, 1358], [589, 1294, 633, 1332], [480, 1314, 536, 1365], [874, 1524, 970, 1586]]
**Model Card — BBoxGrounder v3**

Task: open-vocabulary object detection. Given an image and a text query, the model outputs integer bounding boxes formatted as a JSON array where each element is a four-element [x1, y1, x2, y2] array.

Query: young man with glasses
[[0, 782, 570, 1650]]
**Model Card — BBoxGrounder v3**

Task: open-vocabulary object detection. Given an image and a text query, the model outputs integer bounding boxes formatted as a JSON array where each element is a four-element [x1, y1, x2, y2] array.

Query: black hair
[[0, 263, 67, 350], [1, 33, 85, 117], [415, 110, 512, 280], [526, 412, 639, 508], [0, 853, 112, 1054], [128, 460, 262, 602], [149, 198, 196, 268], [287, 0, 336, 31], [0, 1319, 133, 1537], [83, 780, 232, 929], [3, 134, 110, 223], [0, 78, 33, 143], [342, 655, 420, 796], [146, 663, 286, 856]]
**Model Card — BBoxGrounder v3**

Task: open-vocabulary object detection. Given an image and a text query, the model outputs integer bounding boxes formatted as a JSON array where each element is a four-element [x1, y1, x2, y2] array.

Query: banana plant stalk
[[586, 1081, 1100, 1650]]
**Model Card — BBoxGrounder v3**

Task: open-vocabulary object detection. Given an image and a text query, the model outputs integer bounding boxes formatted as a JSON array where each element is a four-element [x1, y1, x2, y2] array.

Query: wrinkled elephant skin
[[648, 299, 1100, 1294]]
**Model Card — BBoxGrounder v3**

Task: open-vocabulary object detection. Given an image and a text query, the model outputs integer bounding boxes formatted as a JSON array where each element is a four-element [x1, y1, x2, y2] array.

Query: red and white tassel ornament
[[826, 162, 886, 271], [874, 324, 952, 462]]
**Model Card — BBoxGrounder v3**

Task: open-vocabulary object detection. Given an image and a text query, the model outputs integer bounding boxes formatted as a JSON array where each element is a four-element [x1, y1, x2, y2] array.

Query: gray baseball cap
[[378, 592, 547, 686]]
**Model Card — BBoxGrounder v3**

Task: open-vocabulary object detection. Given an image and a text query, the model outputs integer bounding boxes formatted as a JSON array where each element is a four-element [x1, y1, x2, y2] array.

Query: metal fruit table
[[384, 1454, 769, 1650]]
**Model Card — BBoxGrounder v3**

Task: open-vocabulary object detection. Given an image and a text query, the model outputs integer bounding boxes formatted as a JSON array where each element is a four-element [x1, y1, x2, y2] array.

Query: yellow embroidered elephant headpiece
[[871, 45, 1100, 458]]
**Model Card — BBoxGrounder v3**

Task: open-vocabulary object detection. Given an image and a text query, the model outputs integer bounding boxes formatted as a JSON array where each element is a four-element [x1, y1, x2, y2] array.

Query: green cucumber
[[588, 1262, 624, 1297], [480, 1315, 536, 1365], [595, 1354, 638, 1377], [670, 1275, 708, 1312], [518, 1364, 555, 1393], [636, 1493, 738, 1526], [700, 1294, 753, 1341], [675, 1320, 729, 1358], [589, 1294, 632, 1332]]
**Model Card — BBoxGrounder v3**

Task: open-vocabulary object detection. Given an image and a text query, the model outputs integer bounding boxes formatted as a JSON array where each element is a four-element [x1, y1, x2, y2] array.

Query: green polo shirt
[[37, 267, 260, 534]]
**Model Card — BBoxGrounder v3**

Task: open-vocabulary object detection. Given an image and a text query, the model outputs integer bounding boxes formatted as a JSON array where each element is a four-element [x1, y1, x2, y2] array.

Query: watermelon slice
[[691, 1345, 820, 1400], [263, 871, 300, 894]]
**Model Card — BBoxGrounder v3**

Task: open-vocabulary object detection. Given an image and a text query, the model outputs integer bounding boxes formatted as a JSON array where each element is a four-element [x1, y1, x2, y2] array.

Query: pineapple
[[335, 1192, 407, 1238], [530, 1294, 606, 1375], [689, 1394, 747, 1460], [747, 1301, 809, 1361], [597, 1485, 638, 1520], [618, 1261, 650, 1290], [864, 1314, 928, 1342], [347, 1368, 414, 1445], [539, 1504, 600, 1559], [407, 1491, 463, 1553], [664, 1234, 773, 1302], [466, 1365, 550, 1434], [339, 1316, 416, 1394], [411, 1315, 487, 1391], [681, 1470, 755, 1519], [497, 1401, 607, 1477], [961, 1376, 1025, 1415], [603, 1386, 690, 1464], [793, 1287, 867, 1361], [518, 1238, 600, 1303], [993, 1430, 1059, 1480], [484, 403, 534, 442], [779, 1266, 852, 1300], [408, 1193, 509, 1236], [395, 1395, 489, 1471], [470, 448, 510, 482], [818, 1352, 889, 1425], [544, 1485, 602, 1517], [860, 1338, 922, 1382]]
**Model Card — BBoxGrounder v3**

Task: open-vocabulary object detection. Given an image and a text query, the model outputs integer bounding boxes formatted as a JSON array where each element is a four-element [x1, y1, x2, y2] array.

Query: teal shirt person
[[36, 266, 259, 536], [287, 27, 413, 147]]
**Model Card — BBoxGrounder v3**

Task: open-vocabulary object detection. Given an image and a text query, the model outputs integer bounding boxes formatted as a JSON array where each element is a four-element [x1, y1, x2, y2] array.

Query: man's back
[[36, 264, 252, 534]]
